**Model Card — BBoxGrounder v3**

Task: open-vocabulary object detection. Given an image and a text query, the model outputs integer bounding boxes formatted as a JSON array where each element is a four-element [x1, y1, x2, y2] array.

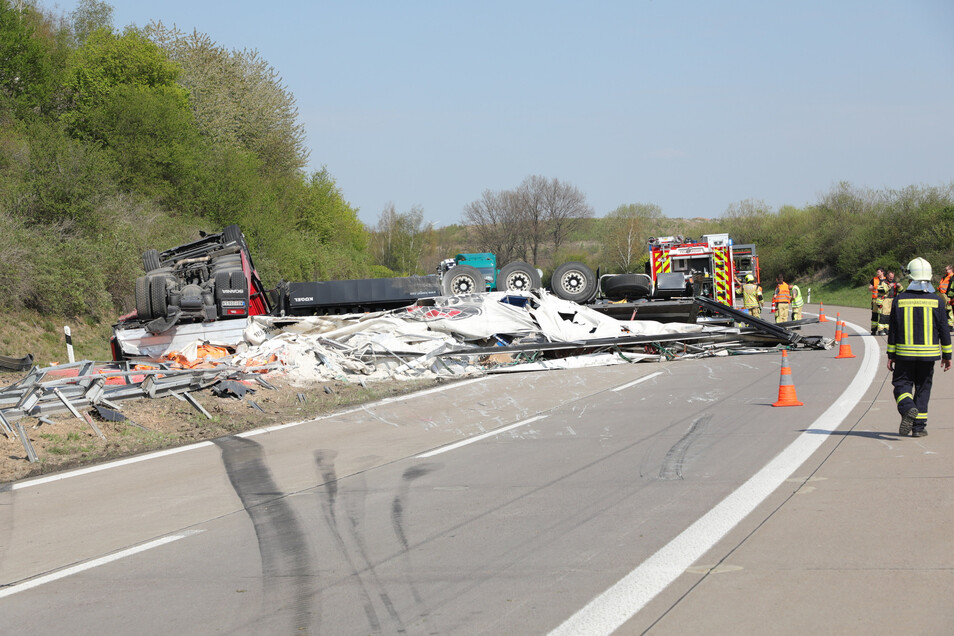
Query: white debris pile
[[230, 290, 714, 384]]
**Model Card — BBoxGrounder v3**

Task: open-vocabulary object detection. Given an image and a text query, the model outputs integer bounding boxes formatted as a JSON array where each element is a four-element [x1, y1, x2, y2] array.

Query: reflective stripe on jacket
[[886, 292, 953, 361], [741, 283, 761, 308], [791, 285, 804, 307], [773, 282, 791, 304]]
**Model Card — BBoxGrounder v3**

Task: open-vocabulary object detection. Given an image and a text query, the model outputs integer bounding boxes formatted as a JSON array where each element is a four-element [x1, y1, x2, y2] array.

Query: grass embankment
[[0, 311, 113, 368], [796, 281, 869, 310]]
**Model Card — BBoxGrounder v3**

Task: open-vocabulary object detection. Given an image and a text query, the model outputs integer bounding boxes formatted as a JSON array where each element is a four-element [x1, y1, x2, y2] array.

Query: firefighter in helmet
[[741, 273, 763, 319], [887, 257, 951, 437], [877, 270, 903, 335]]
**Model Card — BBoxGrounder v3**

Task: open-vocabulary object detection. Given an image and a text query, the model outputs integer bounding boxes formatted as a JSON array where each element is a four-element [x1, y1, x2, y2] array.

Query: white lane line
[[612, 371, 664, 392], [0, 530, 204, 599], [550, 319, 879, 636], [416, 415, 548, 458], [8, 377, 487, 490]]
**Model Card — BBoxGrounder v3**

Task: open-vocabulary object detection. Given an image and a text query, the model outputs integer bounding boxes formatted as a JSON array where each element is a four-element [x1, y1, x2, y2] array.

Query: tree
[[0, 0, 62, 111], [145, 22, 308, 175], [600, 203, 662, 273], [63, 26, 189, 138], [374, 202, 431, 275], [512, 175, 594, 264], [70, 0, 113, 44], [462, 188, 526, 264]]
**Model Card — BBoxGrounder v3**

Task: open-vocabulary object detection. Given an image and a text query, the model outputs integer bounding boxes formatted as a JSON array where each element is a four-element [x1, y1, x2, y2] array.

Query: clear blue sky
[[47, 0, 954, 228]]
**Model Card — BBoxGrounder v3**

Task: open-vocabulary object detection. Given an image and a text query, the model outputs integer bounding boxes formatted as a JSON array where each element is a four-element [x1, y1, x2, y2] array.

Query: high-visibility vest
[[939, 274, 952, 296], [872, 276, 883, 299], [791, 285, 804, 308], [741, 283, 761, 308], [773, 282, 791, 304]]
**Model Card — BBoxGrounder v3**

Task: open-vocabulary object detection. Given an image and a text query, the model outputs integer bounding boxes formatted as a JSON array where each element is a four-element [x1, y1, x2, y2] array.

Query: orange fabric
[[939, 274, 952, 296], [161, 344, 231, 369], [773, 282, 791, 304], [871, 276, 882, 299]]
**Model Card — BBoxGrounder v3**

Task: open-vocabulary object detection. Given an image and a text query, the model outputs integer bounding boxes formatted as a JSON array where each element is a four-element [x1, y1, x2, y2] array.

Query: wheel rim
[[560, 271, 586, 293], [507, 273, 531, 290], [453, 276, 475, 294]]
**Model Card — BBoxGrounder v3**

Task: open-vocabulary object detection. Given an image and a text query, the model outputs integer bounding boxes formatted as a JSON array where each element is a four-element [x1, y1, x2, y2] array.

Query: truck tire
[[135, 276, 153, 320], [149, 275, 169, 318], [142, 249, 161, 273], [551, 261, 597, 303], [601, 273, 653, 300], [498, 261, 541, 292], [441, 264, 485, 296], [223, 224, 243, 244]]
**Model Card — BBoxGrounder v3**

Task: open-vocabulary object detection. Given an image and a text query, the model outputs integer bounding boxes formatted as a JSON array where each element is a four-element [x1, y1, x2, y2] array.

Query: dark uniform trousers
[[892, 360, 934, 426], [887, 290, 953, 429]]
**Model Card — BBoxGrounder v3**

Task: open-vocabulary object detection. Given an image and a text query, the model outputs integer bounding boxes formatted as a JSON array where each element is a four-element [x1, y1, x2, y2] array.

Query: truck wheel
[[442, 264, 485, 296], [499, 261, 541, 292], [551, 261, 597, 303], [223, 224, 243, 244], [135, 276, 153, 320], [142, 249, 161, 273], [601, 273, 653, 300], [149, 276, 169, 318]]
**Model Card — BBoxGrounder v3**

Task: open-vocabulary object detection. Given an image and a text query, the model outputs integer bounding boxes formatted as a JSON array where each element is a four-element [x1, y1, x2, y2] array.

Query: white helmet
[[906, 257, 932, 281]]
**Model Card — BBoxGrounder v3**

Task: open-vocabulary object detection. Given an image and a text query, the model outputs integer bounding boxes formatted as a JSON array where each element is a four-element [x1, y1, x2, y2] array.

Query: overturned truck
[[114, 226, 772, 360]]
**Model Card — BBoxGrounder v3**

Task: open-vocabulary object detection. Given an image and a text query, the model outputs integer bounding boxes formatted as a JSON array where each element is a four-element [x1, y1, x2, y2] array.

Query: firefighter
[[741, 274, 763, 319], [877, 271, 903, 335], [887, 257, 952, 437], [790, 283, 804, 321], [869, 267, 887, 334], [938, 264, 954, 331], [772, 274, 791, 323]]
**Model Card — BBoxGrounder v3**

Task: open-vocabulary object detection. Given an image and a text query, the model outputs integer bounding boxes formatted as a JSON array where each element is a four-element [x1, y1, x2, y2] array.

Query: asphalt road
[[0, 316, 872, 634]]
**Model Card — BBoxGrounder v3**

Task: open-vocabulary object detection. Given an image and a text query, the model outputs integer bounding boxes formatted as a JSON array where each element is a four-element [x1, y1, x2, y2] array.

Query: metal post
[[64, 326, 75, 364]]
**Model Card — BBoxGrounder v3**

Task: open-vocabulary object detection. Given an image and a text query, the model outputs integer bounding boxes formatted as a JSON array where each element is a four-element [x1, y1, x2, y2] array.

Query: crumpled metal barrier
[[0, 359, 279, 463]]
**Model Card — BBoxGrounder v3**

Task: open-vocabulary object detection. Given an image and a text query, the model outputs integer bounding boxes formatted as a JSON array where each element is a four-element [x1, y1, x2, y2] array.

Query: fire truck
[[647, 233, 759, 308]]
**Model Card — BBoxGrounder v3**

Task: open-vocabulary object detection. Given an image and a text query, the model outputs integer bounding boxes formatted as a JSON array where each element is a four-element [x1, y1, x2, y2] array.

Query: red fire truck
[[648, 234, 759, 308]]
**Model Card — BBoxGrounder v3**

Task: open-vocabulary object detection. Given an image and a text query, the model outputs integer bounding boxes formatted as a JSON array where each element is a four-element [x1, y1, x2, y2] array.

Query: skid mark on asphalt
[[314, 450, 407, 634], [658, 415, 712, 480], [392, 464, 442, 627], [215, 436, 317, 633]]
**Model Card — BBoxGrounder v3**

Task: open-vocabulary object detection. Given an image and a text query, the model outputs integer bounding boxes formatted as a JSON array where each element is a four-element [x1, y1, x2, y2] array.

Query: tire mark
[[659, 414, 711, 480], [340, 471, 407, 633], [391, 463, 441, 619], [215, 436, 317, 633], [314, 449, 382, 633]]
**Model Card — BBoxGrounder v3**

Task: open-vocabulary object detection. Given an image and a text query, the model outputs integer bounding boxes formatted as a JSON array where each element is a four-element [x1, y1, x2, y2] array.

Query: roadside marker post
[[64, 326, 75, 364]]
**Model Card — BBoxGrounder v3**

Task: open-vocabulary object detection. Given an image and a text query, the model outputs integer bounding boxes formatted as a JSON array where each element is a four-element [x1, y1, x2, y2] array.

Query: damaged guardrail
[[0, 360, 278, 463]]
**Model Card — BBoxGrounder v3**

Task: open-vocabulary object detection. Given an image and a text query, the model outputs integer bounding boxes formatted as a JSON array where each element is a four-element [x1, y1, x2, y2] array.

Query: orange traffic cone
[[772, 350, 803, 407], [834, 320, 843, 344], [835, 321, 856, 358], [818, 302, 828, 322]]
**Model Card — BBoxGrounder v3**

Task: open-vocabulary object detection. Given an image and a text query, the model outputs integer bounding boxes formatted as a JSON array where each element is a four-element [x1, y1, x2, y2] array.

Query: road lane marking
[[0, 530, 204, 599], [611, 371, 663, 392], [416, 415, 548, 458], [549, 319, 879, 636], [6, 377, 487, 491]]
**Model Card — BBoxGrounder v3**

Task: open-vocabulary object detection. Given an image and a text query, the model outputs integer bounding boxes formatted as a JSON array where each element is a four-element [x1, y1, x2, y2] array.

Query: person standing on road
[[869, 267, 887, 334], [741, 274, 763, 320], [877, 271, 903, 335], [887, 257, 952, 437], [938, 264, 954, 331], [790, 282, 804, 321], [772, 274, 791, 323]]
